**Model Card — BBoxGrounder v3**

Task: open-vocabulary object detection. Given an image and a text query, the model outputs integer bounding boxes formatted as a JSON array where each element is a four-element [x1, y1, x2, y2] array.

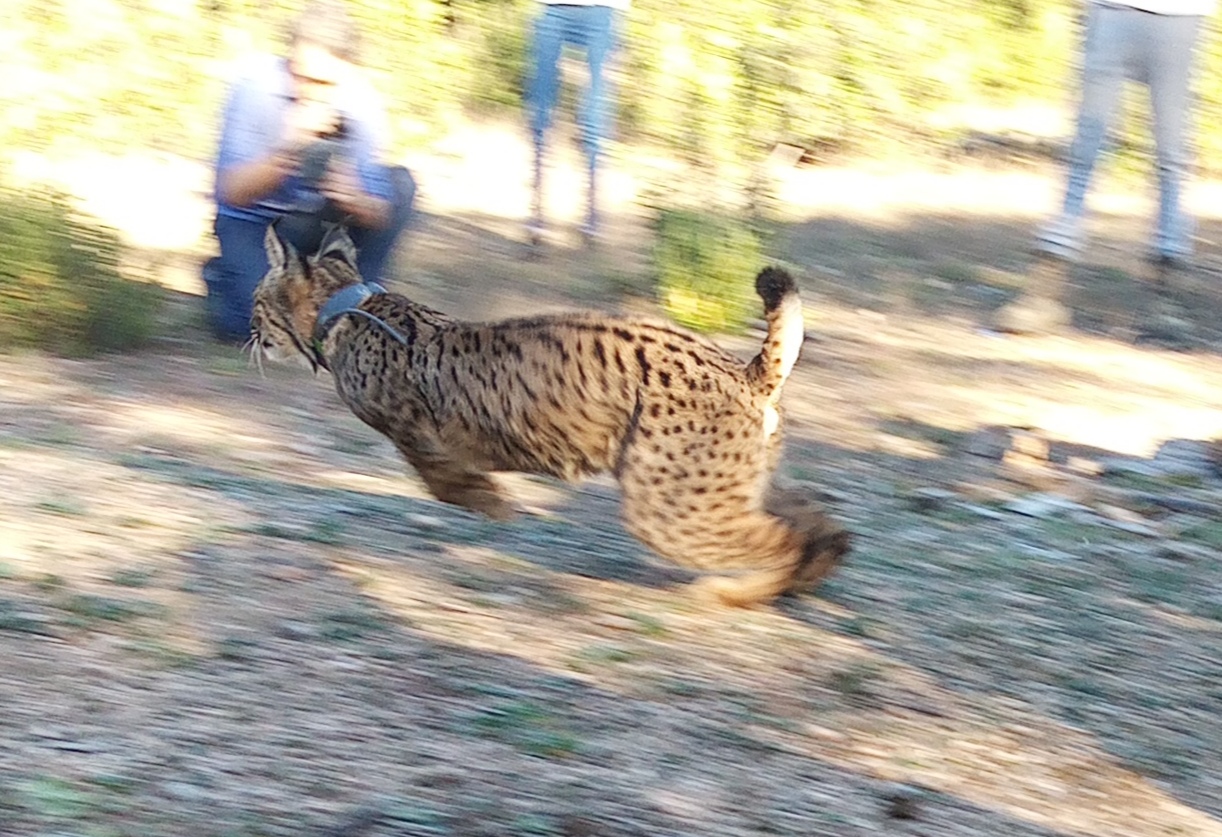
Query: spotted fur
[[251, 224, 849, 606]]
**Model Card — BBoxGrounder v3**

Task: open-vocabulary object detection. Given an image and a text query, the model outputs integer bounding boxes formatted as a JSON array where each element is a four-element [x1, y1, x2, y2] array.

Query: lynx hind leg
[[765, 486, 852, 592], [689, 509, 849, 606], [617, 473, 819, 607], [396, 443, 517, 521]]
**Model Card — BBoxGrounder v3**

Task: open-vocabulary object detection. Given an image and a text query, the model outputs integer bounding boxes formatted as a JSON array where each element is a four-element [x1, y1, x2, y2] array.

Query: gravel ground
[[2, 151, 1222, 837]]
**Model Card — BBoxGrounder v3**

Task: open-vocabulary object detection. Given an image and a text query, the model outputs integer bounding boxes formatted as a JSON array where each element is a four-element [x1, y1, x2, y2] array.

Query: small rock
[[162, 781, 207, 802], [964, 426, 1012, 460], [50, 739, 102, 753], [1010, 430, 1050, 461], [805, 724, 847, 742], [275, 620, 317, 640], [958, 503, 1006, 521], [1066, 456, 1104, 477], [1096, 503, 1149, 525], [908, 487, 957, 513], [994, 295, 1071, 335], [1209, 438, 1222, 475], [1138, 493, 1215, 515], [1159, 541, 1214, 563], [1151, 439, 1214, 478], [1095, 516, 1159, 538], [881, 783, 927, 820], [406, 513, 446, 531], [1004, 492, 1085, 518], [1100, 458, 1161, 478], [262, 565, 312, 582]]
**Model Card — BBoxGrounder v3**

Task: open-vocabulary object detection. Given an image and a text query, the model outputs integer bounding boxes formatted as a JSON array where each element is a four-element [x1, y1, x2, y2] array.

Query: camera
[[297, 113, 348, 190]]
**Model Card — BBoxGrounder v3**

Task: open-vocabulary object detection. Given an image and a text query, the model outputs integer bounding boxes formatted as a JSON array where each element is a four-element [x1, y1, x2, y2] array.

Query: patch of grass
[[1056, 674, 1110, 699], [0, 186, 162, 356], [468, 700, 581, 759], [839, 615, 884, 639], [529, 587, 590, 616], [34, 422, 82, 447], [1104, 469, 1204, 491], [0, 600, 55, 636], [304, 518, 347, 545], [34, 573, 66, 592], [330, 432, 380, 454], [204, 352, 250, 377], [122, 637, 198, 668], [317, 607, 390, 642], [109, 567, 154, 588], [659, 678, 704, 698], [447, 569, 501, 593], [17, 775, 96, 820], [1163, 472, 1205, 489], [1181, 520, 1222, 550], [625, 611, 668, 636], [34, 496, 88, 517], [510, 813, 562, 835], [1123, 561, 1189, 604], [569, 643, 638, 672], [933, 261, 979, 285], [828, 661, 885, 705], [1192, 601, 1222, 622], [652, 207, 763, 334], [216, 636, 260, 661], [59, 594, 159, 624], [381, 801, 448, 832]]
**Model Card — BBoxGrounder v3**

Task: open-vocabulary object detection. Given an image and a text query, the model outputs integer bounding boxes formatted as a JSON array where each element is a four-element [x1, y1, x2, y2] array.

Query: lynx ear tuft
[[263, 220, 296, 270], [317, 223, 358, 268]]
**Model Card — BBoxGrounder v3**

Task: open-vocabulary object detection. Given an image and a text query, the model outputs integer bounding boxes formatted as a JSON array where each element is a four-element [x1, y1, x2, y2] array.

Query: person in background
[[525, 0, 628, 249], [1036, 0, 1214, 266], [203, 0, 415, 343]]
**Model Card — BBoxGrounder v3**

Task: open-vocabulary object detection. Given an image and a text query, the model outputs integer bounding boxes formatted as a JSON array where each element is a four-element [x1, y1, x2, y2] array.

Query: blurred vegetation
[[6, 0, 1221, 176], [4, 0, 1221, 338], [0, 185, 163, 355], [653, 208, 762, 333]]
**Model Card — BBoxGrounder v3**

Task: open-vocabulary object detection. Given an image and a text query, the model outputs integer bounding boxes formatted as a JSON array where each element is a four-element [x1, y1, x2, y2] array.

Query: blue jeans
[[1057, 5, 1204, 260], [526, 3, 619, 229], [203, 165, 415, 341]]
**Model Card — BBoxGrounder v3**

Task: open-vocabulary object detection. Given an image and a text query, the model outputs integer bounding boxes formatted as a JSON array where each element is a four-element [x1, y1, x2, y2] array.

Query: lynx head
[[250, 222, 361, 369]]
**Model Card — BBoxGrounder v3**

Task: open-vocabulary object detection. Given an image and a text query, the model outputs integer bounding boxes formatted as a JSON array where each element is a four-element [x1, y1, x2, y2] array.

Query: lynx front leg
[[395, 441, 516, 521]]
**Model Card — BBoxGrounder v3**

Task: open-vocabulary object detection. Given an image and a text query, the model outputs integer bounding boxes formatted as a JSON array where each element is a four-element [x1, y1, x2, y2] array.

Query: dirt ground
[[3, 133, 1222, 837]]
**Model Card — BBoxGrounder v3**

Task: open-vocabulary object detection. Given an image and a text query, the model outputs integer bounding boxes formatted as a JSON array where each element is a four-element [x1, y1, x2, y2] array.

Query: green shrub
[[0, 185, 161, 356], [652, 208, 763, 334]]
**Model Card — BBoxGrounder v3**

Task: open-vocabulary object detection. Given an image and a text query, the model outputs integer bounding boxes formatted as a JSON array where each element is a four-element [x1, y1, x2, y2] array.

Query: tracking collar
[[311, 282, 387, 369]]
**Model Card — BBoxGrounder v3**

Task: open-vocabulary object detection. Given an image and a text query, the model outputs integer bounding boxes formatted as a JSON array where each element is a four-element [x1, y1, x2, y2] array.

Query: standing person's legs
[[349, 164, 416, 282], [526, 5, 567, 238], [574, 5, 617, 237], [1038, 5, 1129, 258], [1144, 13, 1203, 263], [204, 214, 272, 342]]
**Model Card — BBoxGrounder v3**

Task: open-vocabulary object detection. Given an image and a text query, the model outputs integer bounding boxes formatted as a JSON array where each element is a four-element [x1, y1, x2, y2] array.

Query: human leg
[[349, 164, 416, 282], [1038, 5, 1129, 259], [526, 5, 566, 238], [574, 5, 617, 237], [1145, 13, 1204, 263], [205, 214, 272, 342]]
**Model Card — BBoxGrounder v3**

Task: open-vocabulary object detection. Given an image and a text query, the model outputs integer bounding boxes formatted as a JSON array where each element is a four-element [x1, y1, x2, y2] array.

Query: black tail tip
[[755, 266, 797, 312]]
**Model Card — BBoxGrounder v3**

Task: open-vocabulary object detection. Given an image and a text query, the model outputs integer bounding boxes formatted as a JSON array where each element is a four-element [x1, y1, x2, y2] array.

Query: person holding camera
[[203, 0, 415, 343]]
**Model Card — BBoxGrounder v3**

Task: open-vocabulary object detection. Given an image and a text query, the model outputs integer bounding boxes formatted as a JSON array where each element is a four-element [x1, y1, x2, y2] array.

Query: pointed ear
[[264, 220, 292, 270], [317, 222, 358, 268]]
